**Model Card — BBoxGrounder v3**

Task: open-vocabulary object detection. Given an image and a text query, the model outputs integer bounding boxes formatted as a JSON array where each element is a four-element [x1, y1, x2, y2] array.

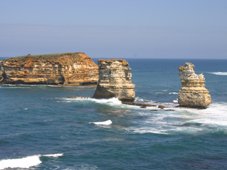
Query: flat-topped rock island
[[0, 52, 98, 86]]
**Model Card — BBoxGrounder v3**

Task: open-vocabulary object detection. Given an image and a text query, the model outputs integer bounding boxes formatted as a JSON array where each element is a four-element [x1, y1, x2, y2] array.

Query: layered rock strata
[[178, 62, 212, 108], [0, 52, 98, 85], [93, 59, 135, 102]]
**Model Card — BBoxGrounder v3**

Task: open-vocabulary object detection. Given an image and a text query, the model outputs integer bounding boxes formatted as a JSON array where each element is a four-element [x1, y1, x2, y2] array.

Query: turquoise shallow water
[[0, 59, 227, 170]]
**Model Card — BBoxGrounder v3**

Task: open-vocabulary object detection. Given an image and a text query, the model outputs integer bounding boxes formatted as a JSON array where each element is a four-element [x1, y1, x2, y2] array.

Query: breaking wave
[[208, 72, 227, 76], [0, 153, 63, 169], [60, 97, 122, 106], [90, 120, 112, 126], [125, 103, 227, 135], [59, 97, 166, 110], [169, 92, 178, 95]]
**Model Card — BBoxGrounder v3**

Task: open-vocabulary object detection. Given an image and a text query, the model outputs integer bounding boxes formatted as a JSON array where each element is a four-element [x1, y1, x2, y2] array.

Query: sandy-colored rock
[[178, 62, 212, 108], [0, 52, 98, 85], [0, 61, 4, 82], [93, 59, 135, 102]]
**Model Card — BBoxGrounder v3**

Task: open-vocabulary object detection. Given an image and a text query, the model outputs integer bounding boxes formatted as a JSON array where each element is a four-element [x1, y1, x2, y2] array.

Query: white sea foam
[[172, 99, 178, 103], [128, 127, 169, 135], [60, 97, 149, 111], [0, 153, 63, 169], [61, 97, 122, 106], [42, 153, 64, 158], [126, 103, 227, 135], [208, 72, 227, 76], [60, 97, 163, 111], [135, 97, 145, 102], [60, 96, 227, 134], [134, 97, 156, 103], [90, 120, 112, 126], [0, 155, 41, 169], [169, 92, 178, 95], [174, 103, 227, 126]]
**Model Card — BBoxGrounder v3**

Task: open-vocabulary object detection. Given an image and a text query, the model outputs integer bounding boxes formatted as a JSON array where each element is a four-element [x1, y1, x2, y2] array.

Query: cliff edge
[[0, 52, 98, 85]]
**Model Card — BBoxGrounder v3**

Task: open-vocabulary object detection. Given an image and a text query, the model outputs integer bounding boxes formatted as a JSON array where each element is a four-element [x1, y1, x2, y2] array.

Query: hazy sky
[[0, 0, 227, 58]]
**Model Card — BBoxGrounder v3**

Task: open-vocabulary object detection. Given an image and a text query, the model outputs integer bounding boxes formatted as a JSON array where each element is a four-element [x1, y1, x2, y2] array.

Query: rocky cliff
[[93, 59, 135, 102], [178, 62, 212, 108], [0, 52, 98, 85]]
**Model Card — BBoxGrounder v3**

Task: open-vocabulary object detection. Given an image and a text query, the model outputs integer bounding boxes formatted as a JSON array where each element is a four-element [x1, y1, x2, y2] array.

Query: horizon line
[[1, 56, 227, 60]]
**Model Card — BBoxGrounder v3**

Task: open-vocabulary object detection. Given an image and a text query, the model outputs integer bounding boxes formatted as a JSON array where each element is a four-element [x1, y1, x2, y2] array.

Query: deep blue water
[[0, 59, 227, 170]]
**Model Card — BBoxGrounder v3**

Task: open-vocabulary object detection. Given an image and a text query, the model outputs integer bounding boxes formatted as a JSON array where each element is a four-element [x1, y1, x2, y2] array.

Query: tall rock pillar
[[178, 62, 212, 108], [93, 59, 135, 102]]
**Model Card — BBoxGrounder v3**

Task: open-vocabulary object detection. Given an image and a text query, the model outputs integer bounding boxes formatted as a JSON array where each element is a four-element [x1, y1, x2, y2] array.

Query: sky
[[0, 0, 227, 59]]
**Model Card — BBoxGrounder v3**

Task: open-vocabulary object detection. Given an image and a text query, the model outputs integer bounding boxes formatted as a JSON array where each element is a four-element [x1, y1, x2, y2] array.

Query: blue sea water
[[0, 59, 227, 170]]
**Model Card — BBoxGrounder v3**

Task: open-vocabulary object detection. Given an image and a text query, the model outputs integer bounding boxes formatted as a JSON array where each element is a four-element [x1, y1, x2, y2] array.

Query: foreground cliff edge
[[0, 52, 98, 85], [178, 62, 212, 108]]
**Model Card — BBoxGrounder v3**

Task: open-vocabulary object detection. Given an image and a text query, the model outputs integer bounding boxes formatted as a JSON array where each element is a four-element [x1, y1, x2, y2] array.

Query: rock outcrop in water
[[178, 62, 212, 108], [93, 59, 135, 102], [0, 52, 98, 85]]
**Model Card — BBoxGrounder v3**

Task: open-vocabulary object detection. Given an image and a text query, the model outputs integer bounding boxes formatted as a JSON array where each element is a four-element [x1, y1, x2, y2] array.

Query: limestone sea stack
[[0, 52, 98, 85], [93, 59, 135, 102], [178, 62, 212, 108]]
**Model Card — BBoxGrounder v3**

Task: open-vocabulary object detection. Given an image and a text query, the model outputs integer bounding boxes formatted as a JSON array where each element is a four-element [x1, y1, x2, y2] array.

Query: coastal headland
[[0, 52, 98, 86]]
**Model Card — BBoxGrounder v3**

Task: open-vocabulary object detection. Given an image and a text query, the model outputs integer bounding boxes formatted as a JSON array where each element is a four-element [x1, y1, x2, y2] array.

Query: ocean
[[0, 59, 227, 170]]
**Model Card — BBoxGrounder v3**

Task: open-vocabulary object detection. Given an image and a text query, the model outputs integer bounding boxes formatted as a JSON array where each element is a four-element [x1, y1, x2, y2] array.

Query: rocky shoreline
[[0, 53, 212, 109], [92, 59, 212, 109]]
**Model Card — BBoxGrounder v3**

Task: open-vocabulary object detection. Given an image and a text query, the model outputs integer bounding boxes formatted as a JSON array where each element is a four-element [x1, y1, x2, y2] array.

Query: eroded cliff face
[[178, 62, 212, 108], [0, 61, 4, 82], [93, 59, 135, 102], [0, 52, 98, 85]]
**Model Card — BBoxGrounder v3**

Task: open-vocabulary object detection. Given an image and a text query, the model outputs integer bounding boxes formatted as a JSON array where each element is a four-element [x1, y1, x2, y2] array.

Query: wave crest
[[90, 120, 112, 126], [208, 72, 227, 76], [0, 153, 63, 169], [60, 97, 122, 105]]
